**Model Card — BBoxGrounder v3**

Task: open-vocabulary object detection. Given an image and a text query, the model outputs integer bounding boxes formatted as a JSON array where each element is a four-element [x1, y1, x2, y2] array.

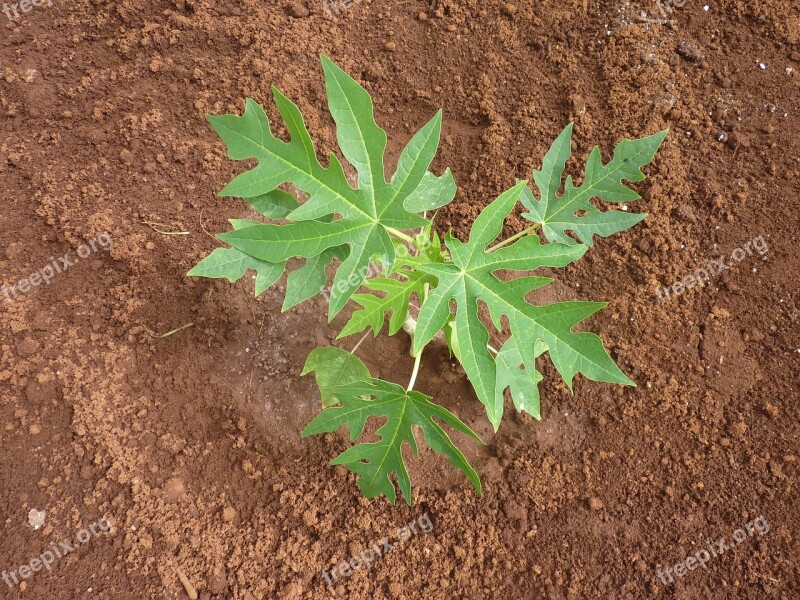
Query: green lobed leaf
[[338, 230, 445, 339], [301, 347, 372, 407], [302, 378, 482, 504], [207, 56, 451, 318], [495, 337, 547, 419], [520, 124, 667, 245], [338, 269, 431, 339], [413, 182, 634, 429]]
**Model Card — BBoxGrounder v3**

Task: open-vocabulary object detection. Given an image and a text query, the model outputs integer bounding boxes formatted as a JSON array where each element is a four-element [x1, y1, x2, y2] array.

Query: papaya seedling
[[189, 55, 666, 504]]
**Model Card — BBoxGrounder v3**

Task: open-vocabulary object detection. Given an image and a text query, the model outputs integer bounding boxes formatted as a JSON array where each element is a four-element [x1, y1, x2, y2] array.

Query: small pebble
[[28, 508, 46, 530]]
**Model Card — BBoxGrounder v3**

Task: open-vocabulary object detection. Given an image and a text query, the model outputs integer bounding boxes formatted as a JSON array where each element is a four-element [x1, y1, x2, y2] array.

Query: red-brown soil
[[1, 1, 798, 598]]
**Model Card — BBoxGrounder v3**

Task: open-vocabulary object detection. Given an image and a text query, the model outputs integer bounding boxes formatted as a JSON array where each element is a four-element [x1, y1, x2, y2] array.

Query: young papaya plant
[[189, 55, 666, 505]]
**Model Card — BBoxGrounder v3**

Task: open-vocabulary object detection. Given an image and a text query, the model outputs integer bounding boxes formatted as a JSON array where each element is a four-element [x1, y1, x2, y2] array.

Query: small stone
[[769, 461, 784, 478], [119, 149, 133, 164], [417, 12, 428, 21], [157, 433, 186, 454], [28, 508, 46, 530], [145, 241, 156, 251], [588, 497, 604, 510], [29, 424, 41, 435], [384, 41, 396, 51], [222, 506, 236, 522], [727, 131, 747, 150]]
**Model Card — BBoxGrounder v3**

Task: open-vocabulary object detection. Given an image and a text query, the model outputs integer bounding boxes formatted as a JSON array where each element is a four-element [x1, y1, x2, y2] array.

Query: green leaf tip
[[521, 125, 666, 246]]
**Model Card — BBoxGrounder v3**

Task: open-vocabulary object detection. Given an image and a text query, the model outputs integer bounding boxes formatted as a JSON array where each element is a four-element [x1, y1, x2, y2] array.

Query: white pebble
[[28, 508, 46, 530]]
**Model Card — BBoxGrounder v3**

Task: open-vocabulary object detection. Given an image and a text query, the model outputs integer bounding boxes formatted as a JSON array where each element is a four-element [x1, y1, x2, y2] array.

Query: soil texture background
[[1, 0, 798, 598]]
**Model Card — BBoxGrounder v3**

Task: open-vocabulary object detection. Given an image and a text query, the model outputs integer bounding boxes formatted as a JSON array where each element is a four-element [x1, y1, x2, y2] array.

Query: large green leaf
[[207, 56, 451, 318], [520, 124, 667, 245], [302, 378, 482, 504], [412, 182, 634, 429]]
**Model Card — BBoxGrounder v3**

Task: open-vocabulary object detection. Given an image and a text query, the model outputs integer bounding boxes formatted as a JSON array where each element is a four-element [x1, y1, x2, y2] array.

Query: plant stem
[[385, 227, 416, 245], [407, 345, 423, 391], [486, 223, 541, 253], [407, 281, 429, 391]]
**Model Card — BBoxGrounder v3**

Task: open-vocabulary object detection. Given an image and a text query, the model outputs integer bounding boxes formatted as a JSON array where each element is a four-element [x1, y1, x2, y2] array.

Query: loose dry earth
[[1, 0, 798, 598]]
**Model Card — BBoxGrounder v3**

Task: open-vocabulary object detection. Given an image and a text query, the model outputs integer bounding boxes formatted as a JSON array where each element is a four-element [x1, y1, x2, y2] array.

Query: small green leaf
[[338, 269, 431, 339], [495, 337, 547, 419], [443, 316, 462, 362], [520, 124, 667, 245], [302, 378, 482, 504], [301, 347, 372, 407], [189, 218, 285, 296]]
